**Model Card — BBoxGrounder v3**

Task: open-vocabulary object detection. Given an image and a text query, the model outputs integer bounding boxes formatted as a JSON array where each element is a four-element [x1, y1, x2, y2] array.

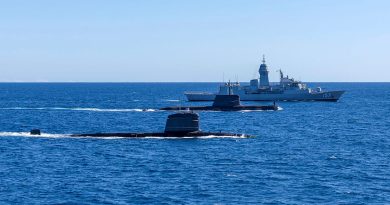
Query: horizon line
[[0, 81, 388, 83]]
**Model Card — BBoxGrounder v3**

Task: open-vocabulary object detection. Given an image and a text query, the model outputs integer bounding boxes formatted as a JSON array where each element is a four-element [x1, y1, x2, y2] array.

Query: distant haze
[[0, 0, 389, 82]]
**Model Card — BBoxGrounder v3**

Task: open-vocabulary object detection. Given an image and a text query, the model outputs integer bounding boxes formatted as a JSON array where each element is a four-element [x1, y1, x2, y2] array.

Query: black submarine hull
[[31, 111, 252, 139], [71, 131, 250, 138], [161, 95, 279, 111], [160, 105, 278, 111]]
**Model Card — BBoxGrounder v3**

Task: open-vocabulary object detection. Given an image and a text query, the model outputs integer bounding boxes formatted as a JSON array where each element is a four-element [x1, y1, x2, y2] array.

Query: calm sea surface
[[0, 83, 389, 204]]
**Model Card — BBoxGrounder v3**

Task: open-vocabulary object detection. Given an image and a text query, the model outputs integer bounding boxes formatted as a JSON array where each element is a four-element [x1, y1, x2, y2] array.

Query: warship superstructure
[[185, 56, 345, 101]]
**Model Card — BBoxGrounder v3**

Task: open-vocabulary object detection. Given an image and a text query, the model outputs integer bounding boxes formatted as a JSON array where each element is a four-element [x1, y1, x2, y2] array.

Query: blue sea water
[[0, 82, 389, 204]]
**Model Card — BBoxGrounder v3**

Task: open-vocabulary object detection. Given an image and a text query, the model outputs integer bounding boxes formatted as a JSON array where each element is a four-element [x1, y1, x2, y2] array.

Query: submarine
[[161, 82, 279, 111], [30, 112, 251, 138], [161, 87, 279, 111], [160, 94, 278, 111]]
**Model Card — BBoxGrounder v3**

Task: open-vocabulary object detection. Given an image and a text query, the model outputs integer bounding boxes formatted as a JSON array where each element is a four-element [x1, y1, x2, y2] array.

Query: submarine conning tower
[[259, 55, 270, 88], [164, 112, 200, 133], [212, 95, 241, 107]]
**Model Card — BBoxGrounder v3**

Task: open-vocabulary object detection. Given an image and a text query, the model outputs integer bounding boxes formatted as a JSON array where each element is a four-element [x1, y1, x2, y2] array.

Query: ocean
[[0, 82, 389, 204]]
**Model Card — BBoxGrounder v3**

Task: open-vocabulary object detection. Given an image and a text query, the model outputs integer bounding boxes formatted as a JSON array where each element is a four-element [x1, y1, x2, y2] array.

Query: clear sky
[[0, 0, 389, 82]]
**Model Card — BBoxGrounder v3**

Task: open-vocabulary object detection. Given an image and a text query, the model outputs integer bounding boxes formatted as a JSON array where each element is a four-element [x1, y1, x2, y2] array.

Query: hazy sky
[[0, 0, 389, 82]]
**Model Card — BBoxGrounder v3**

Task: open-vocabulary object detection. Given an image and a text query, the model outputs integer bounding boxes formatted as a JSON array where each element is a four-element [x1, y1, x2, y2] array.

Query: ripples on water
[[0, 83, 389, 204]]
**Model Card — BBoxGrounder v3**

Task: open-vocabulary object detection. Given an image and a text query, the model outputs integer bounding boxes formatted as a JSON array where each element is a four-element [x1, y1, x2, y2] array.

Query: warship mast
[[259, 55, 270, 88]]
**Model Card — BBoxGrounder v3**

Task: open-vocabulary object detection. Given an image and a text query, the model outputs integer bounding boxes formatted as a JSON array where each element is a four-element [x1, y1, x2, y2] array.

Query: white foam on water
[[239, 110, 266, 112], [328, 155, 338, 160], [71, 108, 138, 112], [143, 109, 158, 112], [0, 107, 158, 112], [0, 132, 131, 139], [0, 132, 69, 138], [164, 99, 181, 102]]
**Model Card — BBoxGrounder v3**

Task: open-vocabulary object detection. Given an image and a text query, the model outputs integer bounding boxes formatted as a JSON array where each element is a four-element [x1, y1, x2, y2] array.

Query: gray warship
[[185, 56, 345, 101]]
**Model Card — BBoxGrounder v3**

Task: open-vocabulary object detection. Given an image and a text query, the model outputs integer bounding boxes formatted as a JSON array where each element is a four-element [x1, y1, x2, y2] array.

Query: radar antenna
[[277, 69, 284, 79], [228, 80, 232, 95]]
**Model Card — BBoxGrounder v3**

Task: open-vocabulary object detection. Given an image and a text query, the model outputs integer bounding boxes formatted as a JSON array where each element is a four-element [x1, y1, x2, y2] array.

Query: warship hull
[[185, 90, 345, 102]]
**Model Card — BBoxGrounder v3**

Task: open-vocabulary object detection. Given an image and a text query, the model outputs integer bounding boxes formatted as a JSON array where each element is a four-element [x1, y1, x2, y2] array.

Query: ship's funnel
[[164, 112, 200, 133], [212, 95, 241, 107]]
